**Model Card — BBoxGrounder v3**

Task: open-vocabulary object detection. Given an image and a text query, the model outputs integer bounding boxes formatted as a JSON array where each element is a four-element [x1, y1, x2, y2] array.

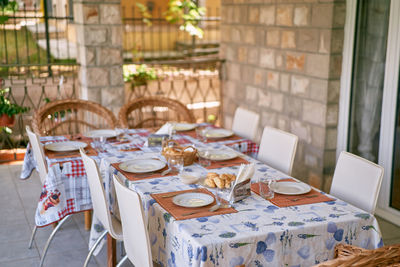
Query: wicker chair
[[118, 96, 195, 128], [32, 99, 118, 136], [314, 243, 400, 266]]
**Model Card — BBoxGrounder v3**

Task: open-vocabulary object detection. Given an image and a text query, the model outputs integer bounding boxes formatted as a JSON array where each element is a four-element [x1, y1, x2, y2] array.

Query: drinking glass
[[167, 156, 184, 173], [259, 174, 276, 199], [198, 149, 211, 167], [195, 126, 208, 142]]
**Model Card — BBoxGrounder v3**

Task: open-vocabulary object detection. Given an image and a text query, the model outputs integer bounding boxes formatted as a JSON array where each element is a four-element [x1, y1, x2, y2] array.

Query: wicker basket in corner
[[162, 140, 197, 166]]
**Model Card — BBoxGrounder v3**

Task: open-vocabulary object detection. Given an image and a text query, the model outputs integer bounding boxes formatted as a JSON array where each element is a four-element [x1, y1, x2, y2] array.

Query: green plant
[[136, 0, 206, 38], [0, 88, 29, 117], [164, 0, 206, 38], [123, 64, 158, 87], [0, 0, 18, 24]]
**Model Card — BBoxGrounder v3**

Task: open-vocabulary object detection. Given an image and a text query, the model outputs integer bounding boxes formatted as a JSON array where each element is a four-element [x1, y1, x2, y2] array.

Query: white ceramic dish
[[198, 149, 238, 161], [85, 129, 118, 139], [173, 123, 197, 132], [44, 141, 87, 152], [118, 159, 166, 173], [272, 182, 311, 195], [204, 128, 234, 139], [172, 192, 214, 208]]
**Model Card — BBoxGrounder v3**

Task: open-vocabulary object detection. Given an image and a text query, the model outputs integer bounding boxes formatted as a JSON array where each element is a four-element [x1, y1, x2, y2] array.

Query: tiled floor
[[1, 163, 400, 266], [0, 164, 132, 267]]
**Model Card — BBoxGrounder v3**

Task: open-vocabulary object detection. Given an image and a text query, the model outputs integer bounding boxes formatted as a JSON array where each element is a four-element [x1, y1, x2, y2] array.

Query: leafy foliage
[[123, 64, 158, 86], [0, 88, 29, 116], [137, 0, 206, 38], [0, 0, 18, 24], [164, 0, 206, 38]]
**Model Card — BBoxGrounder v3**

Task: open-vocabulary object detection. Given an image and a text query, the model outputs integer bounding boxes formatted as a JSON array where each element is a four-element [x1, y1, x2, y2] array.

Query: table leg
[[84, 210, 92, 231], [107, 234, 116, 267]]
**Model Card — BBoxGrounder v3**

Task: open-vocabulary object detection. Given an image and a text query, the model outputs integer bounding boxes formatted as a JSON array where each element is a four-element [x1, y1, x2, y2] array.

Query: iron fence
[[0, 2, 78, 158], [122, 6, 220, 63]]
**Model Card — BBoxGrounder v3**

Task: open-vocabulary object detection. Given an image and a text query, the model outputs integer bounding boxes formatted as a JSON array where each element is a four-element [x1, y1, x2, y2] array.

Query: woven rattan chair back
[[314, 243, 400, 266], [118, 96, 195, 128], [32, 99, 117, 136]]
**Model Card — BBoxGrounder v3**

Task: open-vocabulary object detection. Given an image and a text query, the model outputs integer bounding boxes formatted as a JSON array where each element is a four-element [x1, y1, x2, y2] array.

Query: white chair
[[113, 174, 155, 267], [79, 149, 125, 267], [232, 107, 260, 141], [258, 126, 298, 175], [330, 151, 384, 214], [26, 126, 47, 185], [26, 126, 72, 267]]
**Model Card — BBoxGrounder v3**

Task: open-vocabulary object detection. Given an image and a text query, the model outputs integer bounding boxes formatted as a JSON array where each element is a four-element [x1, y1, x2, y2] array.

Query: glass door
[[339, 0, 400, 224]]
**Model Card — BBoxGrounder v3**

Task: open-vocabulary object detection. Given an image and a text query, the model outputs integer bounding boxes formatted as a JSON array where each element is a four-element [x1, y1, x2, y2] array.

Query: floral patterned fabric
[[97, 150, 382, 266]]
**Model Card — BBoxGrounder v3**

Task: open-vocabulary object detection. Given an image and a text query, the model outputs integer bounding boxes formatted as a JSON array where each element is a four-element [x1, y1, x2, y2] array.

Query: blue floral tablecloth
[[102, 152, 382, 267]]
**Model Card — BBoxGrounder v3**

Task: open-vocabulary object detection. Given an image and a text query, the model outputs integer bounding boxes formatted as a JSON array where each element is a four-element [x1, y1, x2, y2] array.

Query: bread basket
[[161, 140, 197, 166]]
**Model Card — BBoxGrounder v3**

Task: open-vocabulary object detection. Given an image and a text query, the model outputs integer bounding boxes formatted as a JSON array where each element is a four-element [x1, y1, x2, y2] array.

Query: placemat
[[182, 130, 243, 143], [251, 180, 335, 207], [151, 188, 237, 220], [112, 162, 178, 181], [205, 157, 249, 169], [45, 144, 98, 159]]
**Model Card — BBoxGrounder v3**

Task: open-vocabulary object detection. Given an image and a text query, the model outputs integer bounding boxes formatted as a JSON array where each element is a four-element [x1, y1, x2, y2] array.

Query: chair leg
[[83, 230, 108, 267], [28, 225, 37, 249], [84, 210, 92, 231], [116, 255, 128, 267], [39, 215, 72, 267]]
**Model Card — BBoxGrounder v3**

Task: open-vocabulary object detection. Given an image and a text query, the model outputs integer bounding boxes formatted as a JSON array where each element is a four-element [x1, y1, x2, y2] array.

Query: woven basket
[[314, 243, 400, 267], [162, 140, 197, 166]]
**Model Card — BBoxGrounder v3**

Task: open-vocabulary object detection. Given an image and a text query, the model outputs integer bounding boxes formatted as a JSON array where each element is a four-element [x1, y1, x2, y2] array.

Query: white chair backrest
[[113, 175, 153, 267], [80, 149, 120, 238], [330, 151, 384, 214], [26, 126, 47, 184], [258, 126, 298, 175], [232, 107, 260, 141]]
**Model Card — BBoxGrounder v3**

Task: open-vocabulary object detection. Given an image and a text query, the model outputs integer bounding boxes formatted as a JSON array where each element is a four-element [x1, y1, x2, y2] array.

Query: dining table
[[19, 124, 261, 265], [20, 124, 383, 266]]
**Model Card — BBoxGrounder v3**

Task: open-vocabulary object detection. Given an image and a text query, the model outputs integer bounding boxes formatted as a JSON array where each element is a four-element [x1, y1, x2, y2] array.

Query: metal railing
[[0, 2, 78, 157], [122, 6, 220, 63], [1, 2, 76, 77]]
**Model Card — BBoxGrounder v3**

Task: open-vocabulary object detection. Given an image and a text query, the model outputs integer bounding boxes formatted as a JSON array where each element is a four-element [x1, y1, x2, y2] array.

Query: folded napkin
[[144, 123, 173, 146], [151, 188, 237, 220], [251, 179, 335, 207], [228, 163, 255, 203]]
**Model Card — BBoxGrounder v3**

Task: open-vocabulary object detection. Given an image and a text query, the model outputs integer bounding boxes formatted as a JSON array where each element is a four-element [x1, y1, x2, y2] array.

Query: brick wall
[[220, 0, 345, 191]]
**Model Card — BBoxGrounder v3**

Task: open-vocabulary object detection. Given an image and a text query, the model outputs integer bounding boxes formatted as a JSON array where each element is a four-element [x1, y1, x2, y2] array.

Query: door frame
[[337, 0, 400, 226]]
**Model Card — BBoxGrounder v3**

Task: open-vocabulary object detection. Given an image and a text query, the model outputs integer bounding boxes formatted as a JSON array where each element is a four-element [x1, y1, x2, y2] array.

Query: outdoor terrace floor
[[0, 163, 399, 267]]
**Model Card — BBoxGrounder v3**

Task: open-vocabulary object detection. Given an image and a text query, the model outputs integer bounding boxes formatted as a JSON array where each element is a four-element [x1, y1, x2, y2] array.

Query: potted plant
[[123, 64, 158, 87], [0, 88, 29, 127]]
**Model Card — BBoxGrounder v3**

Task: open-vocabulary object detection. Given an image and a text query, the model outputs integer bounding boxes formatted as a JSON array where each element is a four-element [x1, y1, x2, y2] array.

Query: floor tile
[[377, 216, 400, 239], [0, 257, 40, 267], [0, 222, 33, 243], [0, 240, 39, 263], [42, 248, 99, 267]]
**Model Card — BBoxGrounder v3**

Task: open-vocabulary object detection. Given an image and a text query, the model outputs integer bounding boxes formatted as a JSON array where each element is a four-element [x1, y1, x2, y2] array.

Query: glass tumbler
[[195, 126, 208, 142], [259, 174, 276, 199], [167, 156, 184, 173]]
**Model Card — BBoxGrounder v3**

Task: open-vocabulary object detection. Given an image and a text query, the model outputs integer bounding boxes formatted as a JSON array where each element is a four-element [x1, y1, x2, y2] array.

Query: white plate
[[173, 123, 197, 132], [85, 129, 118, 139], [198, 149, 238, 161], [205, 129, 234, 139], [272, 182, 311, 195], [172, 192, 214, 208], [118, 159, 166, 173], [44, 141, 87, 152]]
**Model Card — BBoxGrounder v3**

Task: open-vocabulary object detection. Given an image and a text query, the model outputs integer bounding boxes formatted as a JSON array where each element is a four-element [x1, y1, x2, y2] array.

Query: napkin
[[228, 163, 255, 202], [144, 123, 173, 146]]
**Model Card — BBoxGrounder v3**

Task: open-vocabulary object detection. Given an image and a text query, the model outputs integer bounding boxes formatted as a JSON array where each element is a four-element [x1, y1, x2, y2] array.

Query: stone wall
[[73, 0, 125, 113], [220, 0, 345, 191]]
